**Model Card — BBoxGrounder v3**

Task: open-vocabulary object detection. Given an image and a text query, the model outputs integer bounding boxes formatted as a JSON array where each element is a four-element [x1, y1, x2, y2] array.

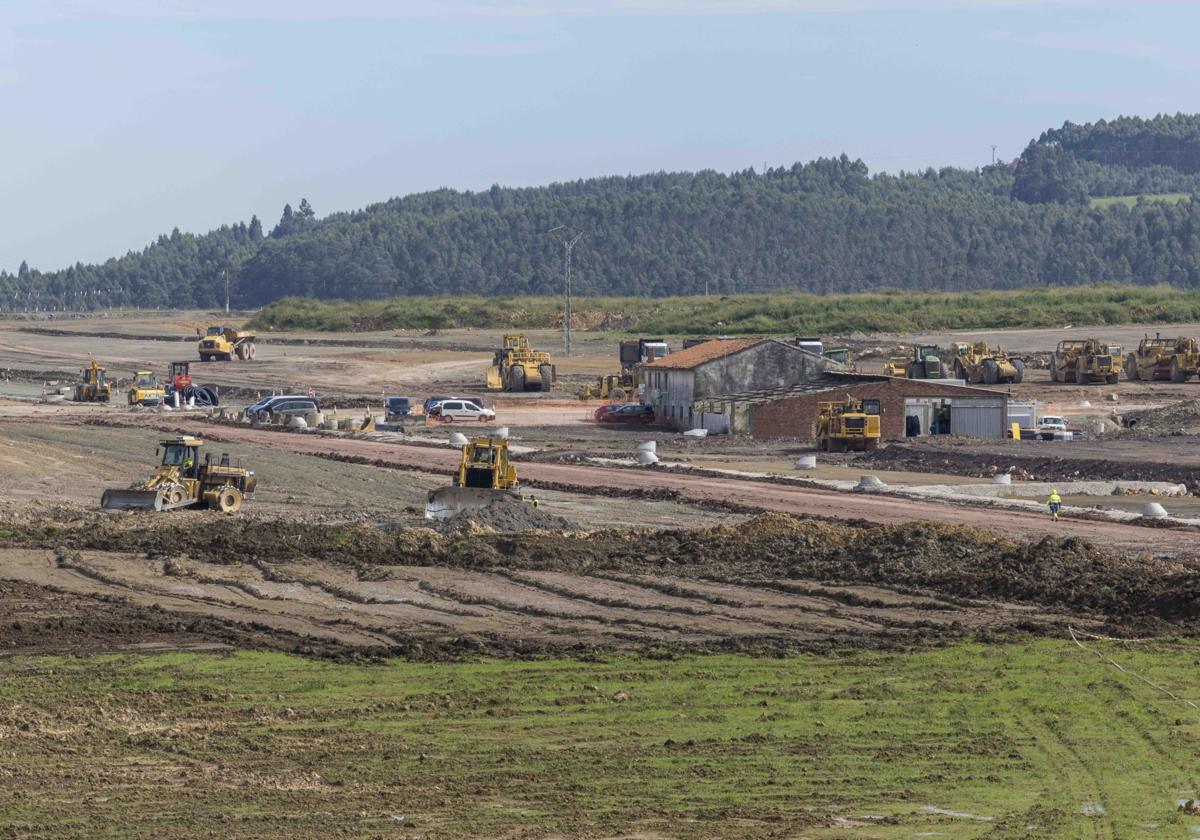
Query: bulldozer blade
[[101, 488, 166, 511], [425, 487, 519, 520]]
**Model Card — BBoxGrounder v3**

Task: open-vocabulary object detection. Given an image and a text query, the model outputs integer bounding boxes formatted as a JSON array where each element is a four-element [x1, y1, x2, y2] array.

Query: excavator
[[425, 436, 520, 519], [101, 436, 256, 513]]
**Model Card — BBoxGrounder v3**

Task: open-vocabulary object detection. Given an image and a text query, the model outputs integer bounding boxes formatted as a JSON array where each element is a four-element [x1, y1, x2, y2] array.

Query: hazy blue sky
[[2, 0, 1198, 271]]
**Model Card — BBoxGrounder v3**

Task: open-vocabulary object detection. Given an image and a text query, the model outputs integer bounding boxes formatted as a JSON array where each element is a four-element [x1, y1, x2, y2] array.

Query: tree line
[[6, 114, 1200, 310]]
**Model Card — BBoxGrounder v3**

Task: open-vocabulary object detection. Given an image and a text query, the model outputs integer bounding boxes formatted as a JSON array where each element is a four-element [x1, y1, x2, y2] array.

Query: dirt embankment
[[1, 511, 1198, 661]]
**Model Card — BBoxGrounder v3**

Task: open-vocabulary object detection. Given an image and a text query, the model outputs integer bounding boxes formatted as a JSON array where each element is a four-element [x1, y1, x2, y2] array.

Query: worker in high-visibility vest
[[1046, 490, 1062, 521]]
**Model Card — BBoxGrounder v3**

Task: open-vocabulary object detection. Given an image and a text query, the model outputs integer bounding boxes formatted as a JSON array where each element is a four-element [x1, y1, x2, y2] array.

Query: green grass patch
[[249, 284, 1200, 336], [1089, 192, 1192, 209], [2, 640, 1199, 837]]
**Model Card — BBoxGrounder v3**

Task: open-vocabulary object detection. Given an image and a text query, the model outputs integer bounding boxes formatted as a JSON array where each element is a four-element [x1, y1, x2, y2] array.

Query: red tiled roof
[[643, 338, 766, 370]]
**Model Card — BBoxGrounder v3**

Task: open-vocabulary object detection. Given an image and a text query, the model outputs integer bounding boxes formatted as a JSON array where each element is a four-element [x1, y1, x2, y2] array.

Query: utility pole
[[224, 267, 230, 314], [547, 226, 583, 357], [991, 145, 997, 165]]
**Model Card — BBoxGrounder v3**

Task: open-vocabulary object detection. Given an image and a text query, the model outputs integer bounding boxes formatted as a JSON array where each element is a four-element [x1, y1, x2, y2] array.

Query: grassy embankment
[[4, 640, 1200, 838], [1089, 193, 1192, 209], [249, 285, 1200, 336]]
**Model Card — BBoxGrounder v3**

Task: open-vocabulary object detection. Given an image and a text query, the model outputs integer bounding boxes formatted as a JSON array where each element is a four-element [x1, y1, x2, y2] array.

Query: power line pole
[[547, 226, 583, 357], [991, 145, 997, 165], [224, 267, 230, 314]]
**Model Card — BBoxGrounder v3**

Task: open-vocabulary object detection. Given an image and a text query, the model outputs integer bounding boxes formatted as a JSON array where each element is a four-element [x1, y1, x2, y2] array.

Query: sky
[[2, 0, 1199, 272]]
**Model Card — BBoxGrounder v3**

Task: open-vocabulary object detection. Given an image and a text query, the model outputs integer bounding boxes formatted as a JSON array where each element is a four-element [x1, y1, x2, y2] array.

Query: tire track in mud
[[496, 569, 879, 635]]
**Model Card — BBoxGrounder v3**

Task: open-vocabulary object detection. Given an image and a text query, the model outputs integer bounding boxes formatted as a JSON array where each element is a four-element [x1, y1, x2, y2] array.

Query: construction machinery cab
[[169, 361, 192, 391]]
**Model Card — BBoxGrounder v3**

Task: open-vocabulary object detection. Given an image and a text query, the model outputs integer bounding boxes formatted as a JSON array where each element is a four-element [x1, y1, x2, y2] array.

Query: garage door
[[950, 397, 1005, 438]]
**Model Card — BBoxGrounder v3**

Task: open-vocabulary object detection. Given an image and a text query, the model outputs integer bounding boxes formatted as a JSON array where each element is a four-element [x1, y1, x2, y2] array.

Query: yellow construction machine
[[1050, 338, 1120, 385], [580, 373, 633, 401], [1124, 333, 1200, 382], [101, 436, 257, 513], [425, 436, 520, 519], [198, 326, 257, 361], [883, 356, 909, 377], [486, 333, 554, 392], [950, 341, 1025, 385], [73, 360, 112, 402], [127, 371, 165, 407], [815, 397, 882, 452]]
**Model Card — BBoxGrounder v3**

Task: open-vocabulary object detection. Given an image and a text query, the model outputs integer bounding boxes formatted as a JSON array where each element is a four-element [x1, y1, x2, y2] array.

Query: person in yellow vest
[[1046, 489, 1062, 521]]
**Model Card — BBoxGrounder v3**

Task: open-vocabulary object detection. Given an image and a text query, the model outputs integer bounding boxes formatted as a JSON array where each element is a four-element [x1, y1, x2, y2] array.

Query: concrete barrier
[[794, 455, 817, 469]]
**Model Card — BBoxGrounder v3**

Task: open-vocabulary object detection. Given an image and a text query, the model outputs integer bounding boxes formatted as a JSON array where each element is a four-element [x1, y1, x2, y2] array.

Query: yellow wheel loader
[[198, 326, 257, 361], [1124, 333, 1200, 382], [815, 397, 882, 452], [486, 333, 555, 392], [127, 371, 165, 407], [1050, 338, 1120, 385], [425, 437, 520, 519], [950, 341, 1025, 385], [73, 360, 112, 402], [101, 436, 257, 513]]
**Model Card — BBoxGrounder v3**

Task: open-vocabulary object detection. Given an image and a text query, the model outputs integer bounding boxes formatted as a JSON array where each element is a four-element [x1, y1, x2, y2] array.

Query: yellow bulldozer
[[73, 360, 112, 402], [198, 326, 257, 361], [425, 436, 520, 519], [486, 333, 555, 392], [127, 371, 165, 407], [1050, 338, 1120, 385], [815, 397, 882, 452], [101, 436, 257, 513], [950, 341, 1025, 385], [1124, 333, 1200, 382]]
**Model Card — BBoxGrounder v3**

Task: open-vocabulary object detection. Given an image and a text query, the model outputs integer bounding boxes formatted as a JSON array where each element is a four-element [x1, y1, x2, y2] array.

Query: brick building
[[694, 373, 1008, 440], [641, 338, 839, 431]]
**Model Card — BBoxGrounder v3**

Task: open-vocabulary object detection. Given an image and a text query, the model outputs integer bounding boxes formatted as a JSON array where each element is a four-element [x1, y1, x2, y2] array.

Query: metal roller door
[[950, 397, 1005, 438]]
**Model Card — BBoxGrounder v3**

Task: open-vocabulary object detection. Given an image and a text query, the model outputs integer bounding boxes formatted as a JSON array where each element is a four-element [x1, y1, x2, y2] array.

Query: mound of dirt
[[434, 495, 574, 533], [1120, 399, 1200, 437]]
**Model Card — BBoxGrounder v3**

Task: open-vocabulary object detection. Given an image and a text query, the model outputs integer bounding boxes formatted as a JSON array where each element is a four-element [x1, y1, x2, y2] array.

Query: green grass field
[[249, 284, 1200, 336], [1089, 193, 1192, 209], [3, 639, 1200, 838]]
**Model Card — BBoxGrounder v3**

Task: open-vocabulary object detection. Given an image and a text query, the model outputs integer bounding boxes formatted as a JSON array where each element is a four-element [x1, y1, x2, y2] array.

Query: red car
[[594, 403, 655, 424]]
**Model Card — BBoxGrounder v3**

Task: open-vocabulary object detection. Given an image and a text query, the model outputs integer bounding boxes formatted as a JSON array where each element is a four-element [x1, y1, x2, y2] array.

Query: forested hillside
[[7, 114, 1200, 310]]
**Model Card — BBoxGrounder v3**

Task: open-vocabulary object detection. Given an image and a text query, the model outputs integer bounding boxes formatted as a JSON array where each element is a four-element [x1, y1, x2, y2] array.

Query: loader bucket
[[101, 487, 166, 511], [425, 486, 519, 520]]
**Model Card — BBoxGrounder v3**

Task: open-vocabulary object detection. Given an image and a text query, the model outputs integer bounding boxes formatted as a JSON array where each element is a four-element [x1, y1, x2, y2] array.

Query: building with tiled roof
[[641, 338, 839, 430]]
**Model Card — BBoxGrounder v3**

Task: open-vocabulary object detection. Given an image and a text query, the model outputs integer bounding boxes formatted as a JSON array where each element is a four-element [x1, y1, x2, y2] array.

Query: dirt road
[[114, 417, 1196, 556]]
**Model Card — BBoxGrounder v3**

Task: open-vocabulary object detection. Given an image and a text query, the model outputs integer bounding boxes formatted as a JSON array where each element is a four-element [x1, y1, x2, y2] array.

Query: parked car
[[595, 403, 655, 424], [1038, 415, 1067, 431], [263, 398, 320, 423], [385, 396, 412, 420], [424, 395, 486, 414], [430, 399, 495, 422], [246, 394, 320, 420]]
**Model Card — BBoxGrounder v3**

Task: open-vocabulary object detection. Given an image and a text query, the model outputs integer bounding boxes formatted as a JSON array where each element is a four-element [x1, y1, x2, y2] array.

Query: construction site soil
[[10, 313, 1200, 664], [861, 436, 1200, 491], [1, 508, 1197, 661]]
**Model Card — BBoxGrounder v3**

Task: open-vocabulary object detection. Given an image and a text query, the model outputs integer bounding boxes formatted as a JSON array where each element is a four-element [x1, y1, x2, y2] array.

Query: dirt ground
[[6, 311, 1200, 661]]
